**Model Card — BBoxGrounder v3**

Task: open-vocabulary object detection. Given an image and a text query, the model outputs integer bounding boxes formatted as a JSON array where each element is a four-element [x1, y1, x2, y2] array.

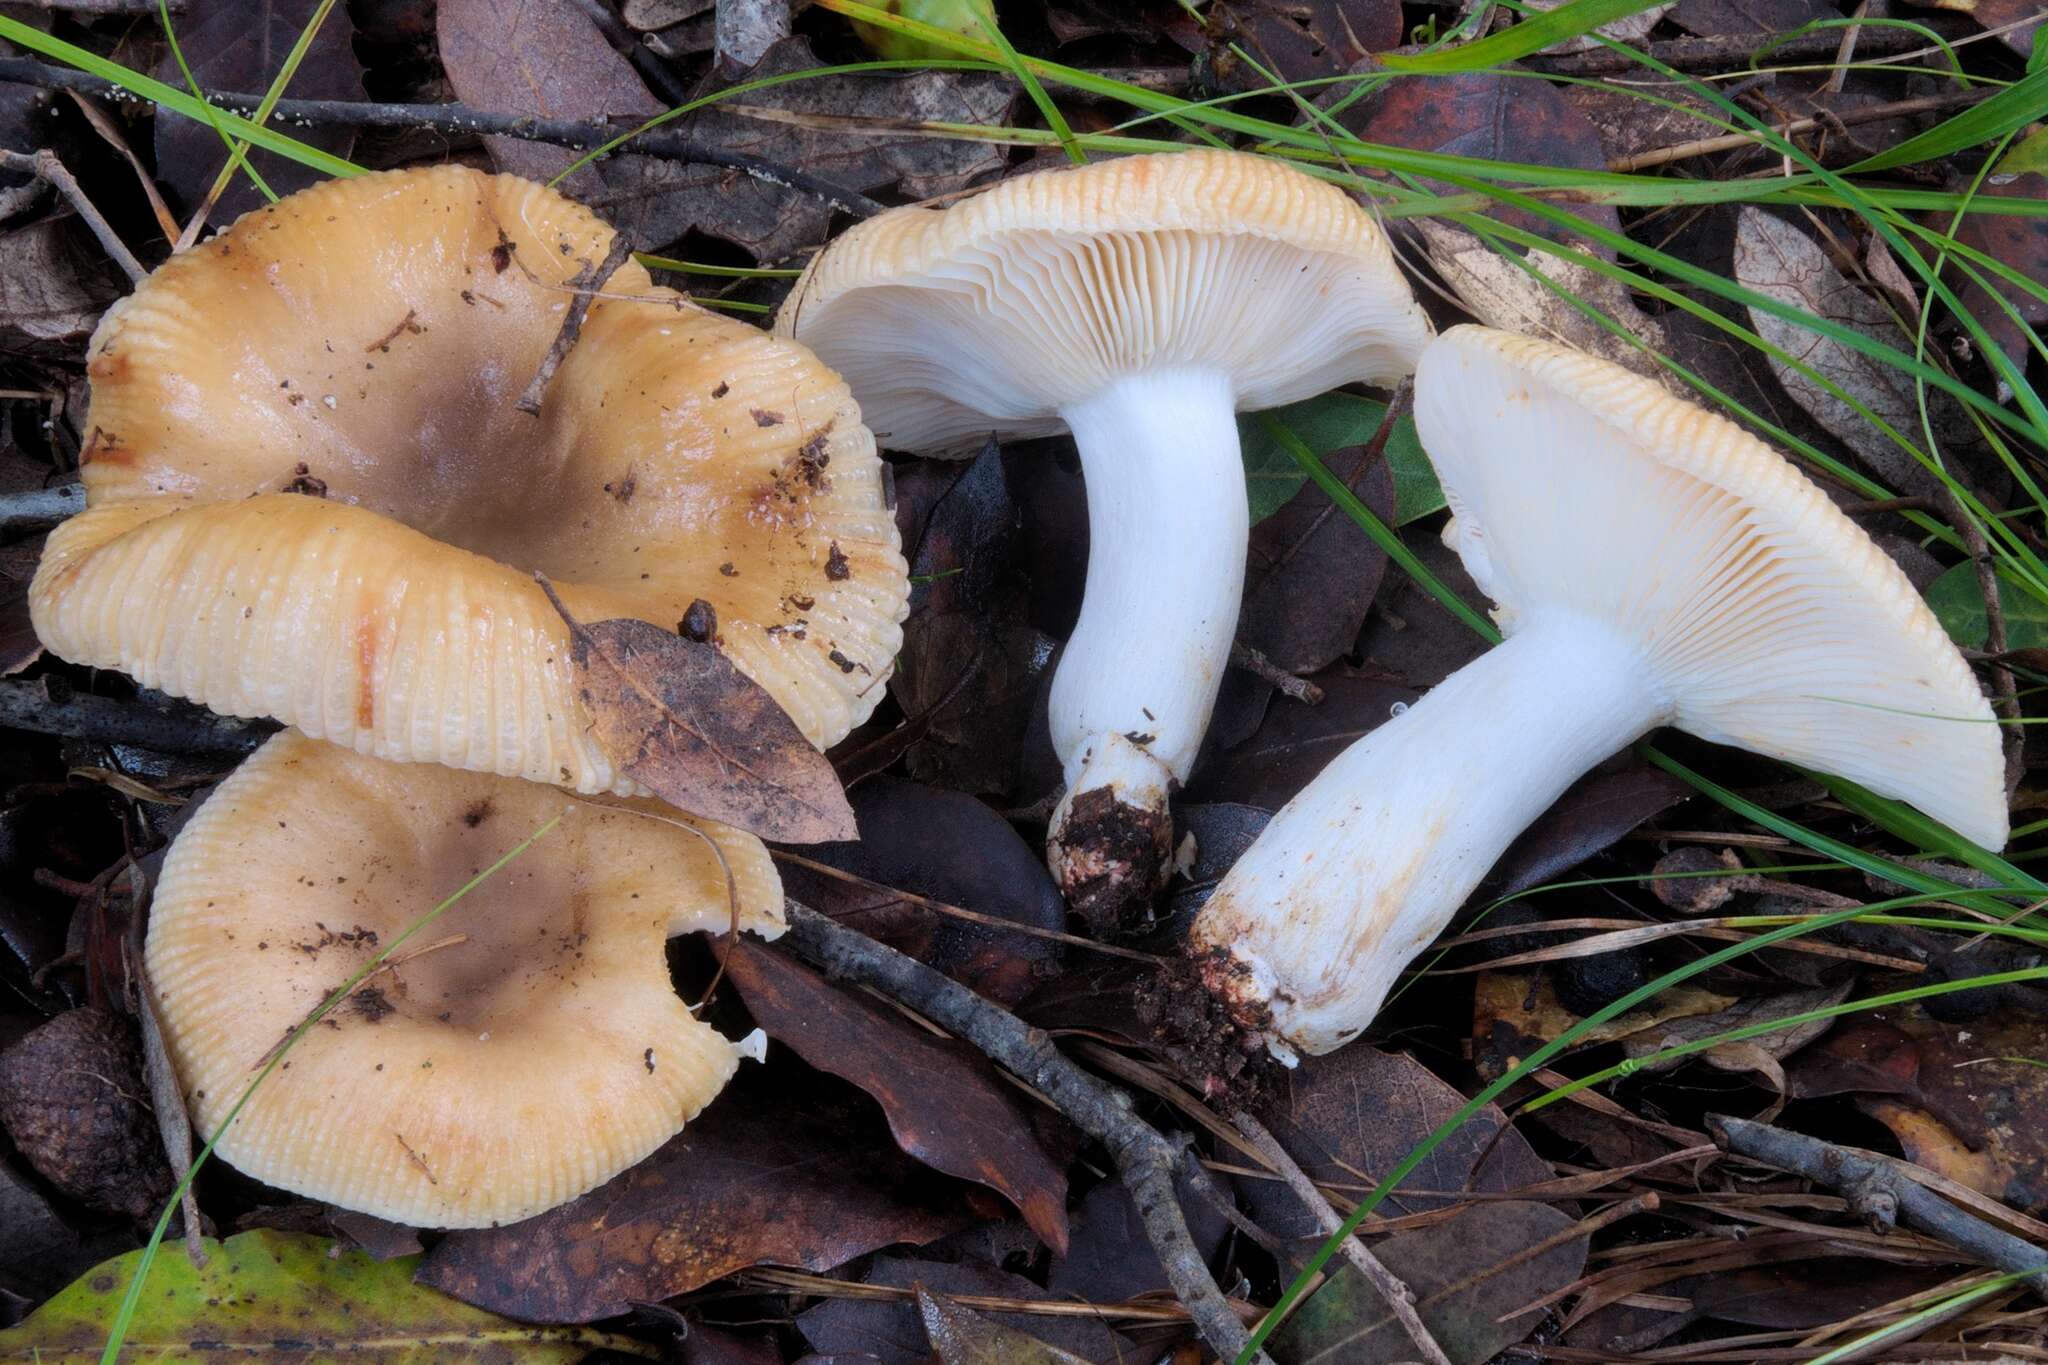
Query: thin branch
[[1712, 1115, 2048, 1301], [1608, 89, 1987, 174], [0, 148, 145, 283], [1229, 641, 1325, 704], [0, 59, 884, 219], [515, 235, 636, 416], [780, 900, 1270, 1365], [1528, 24, 1925, 76], [0, 679, 273, 754], [0, 482, 85, 534], [1231, 1112, 1453, 1365]]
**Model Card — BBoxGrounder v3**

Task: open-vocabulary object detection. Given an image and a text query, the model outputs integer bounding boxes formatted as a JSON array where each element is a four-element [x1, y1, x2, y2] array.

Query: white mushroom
[[777, 149, 1431, 931], [1191, 325, 2010, 1061]]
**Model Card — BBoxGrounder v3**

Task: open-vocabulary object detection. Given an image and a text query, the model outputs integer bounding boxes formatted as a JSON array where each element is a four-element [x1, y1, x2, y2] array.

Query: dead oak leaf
[[538, 577, 855, 843], [726, 941, 1071, 1254], [419, 1083, 966, 1322]]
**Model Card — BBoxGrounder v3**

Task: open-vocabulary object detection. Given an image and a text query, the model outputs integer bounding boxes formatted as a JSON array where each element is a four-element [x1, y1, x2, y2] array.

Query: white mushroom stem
[[1190, 610, 1671, 1063], [1046, 367, 1247, 908]]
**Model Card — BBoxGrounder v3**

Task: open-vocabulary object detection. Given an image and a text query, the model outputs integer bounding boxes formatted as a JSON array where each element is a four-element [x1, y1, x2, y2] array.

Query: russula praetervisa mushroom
[[31, 166, 906, 790], [776, 149, 1432, 931], [147, 731, 781, 1227], [1191, 325, 2009, 1061]]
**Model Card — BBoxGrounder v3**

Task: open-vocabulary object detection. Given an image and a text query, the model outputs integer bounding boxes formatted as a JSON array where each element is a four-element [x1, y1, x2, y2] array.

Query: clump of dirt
[[1138, 953, 1279, 1110], [1049, 788, 1170, 938]]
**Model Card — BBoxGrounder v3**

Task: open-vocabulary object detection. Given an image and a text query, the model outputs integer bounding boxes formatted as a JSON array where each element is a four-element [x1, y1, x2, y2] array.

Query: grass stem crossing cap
[[146, 732, 782, 1228], [1192, 325, 2007, 1060], [32, 167, 907, 792], [777, 149, 1431, 931]]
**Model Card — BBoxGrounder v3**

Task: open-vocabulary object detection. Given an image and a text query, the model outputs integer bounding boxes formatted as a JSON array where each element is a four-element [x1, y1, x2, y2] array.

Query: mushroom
[[31, 166, 906, 791], [776, 149, 1432, 930], [146, 731, 782, 1228], [1190, 325, 2009, 1061]]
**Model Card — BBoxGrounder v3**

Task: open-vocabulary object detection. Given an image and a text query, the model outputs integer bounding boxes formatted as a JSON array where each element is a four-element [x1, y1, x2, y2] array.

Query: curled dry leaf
[[1414, 220, 1675, 384], [1621, 980, 1852, 1096], [1272, 1201, 1590, 1365], [1732, 206, 1987, 497], [0, 1231, 641, 1362], [540, 582, 856, 843], [419, 1083, 966, 1323], [0, 221, 114, 349], [725, 941, 1070, 1253], [917, 1286, 1094, 1365]]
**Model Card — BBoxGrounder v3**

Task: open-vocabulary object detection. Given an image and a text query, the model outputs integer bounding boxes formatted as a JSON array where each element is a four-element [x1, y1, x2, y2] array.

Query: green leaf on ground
[[0, 1230, 649, 1363], [1923, 561, 2048, 650], [1240, 395, 1440, 526]]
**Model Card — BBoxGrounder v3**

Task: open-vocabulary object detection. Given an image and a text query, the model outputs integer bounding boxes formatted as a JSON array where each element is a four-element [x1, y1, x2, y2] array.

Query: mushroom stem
[[1190, 611, 1671, 1061], [1046, 367, 1248, 931]]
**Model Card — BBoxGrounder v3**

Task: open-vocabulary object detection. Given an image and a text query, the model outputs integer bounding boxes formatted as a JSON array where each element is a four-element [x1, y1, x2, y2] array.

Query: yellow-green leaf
[[0, 1230, 651, 1362]]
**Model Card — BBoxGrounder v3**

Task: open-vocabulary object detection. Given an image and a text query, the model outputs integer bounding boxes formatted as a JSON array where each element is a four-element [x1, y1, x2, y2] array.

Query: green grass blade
[[191, 0, 344, 211], [1379, 0, 1671, 72], [156, 0, 276, 204], [0, 18, 361, 178], [1845, 65, 2048, 172]]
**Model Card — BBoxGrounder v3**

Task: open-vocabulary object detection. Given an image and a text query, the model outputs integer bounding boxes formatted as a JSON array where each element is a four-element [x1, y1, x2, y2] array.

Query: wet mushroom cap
[[775, 148, 1431, 449], [32, 167, 906, 791], [146, 731, 782, 1229], [1420, 324, 2006, 848]]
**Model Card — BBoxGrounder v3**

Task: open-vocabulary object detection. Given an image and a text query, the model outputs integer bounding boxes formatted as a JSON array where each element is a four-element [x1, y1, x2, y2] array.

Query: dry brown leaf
[[1415, 220, 1676, 384], [1732, 206, 1985, 496], [540, 582, 856, 843]]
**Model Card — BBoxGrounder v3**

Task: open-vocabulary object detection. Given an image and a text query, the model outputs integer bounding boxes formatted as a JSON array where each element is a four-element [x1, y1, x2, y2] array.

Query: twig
[[1231, 1111, 1453, 1365], [0, 482, 84, 534], [770, 849, 1167, 963], [515, 235, 635, 416], [1711, 1115, 2048, 1301], [1607, 89, 1986, 173], [780, 900, 1270, 1365], [0, 59, 885, 220], [1228, 642, 1324, 705], [0, 678, 273, 754], [1528, 24, 1924, 75], [1824, 0, 1872, 95], [0, 148, 145, 283]]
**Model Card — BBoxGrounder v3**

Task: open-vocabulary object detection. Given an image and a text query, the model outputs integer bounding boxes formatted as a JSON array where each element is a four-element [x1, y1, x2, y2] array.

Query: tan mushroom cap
[[775, 148, 1431, 450], [32, 167, 906, 792], [147, 731, 782, 1228]]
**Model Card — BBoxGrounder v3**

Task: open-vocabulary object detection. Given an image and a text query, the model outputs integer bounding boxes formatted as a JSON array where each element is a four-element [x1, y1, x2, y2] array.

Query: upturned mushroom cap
[[1418, 324, 2006, 848], [33, 167, 905, 792], [774, 148, 1432, 450], [146, 731, 782, 1228]]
